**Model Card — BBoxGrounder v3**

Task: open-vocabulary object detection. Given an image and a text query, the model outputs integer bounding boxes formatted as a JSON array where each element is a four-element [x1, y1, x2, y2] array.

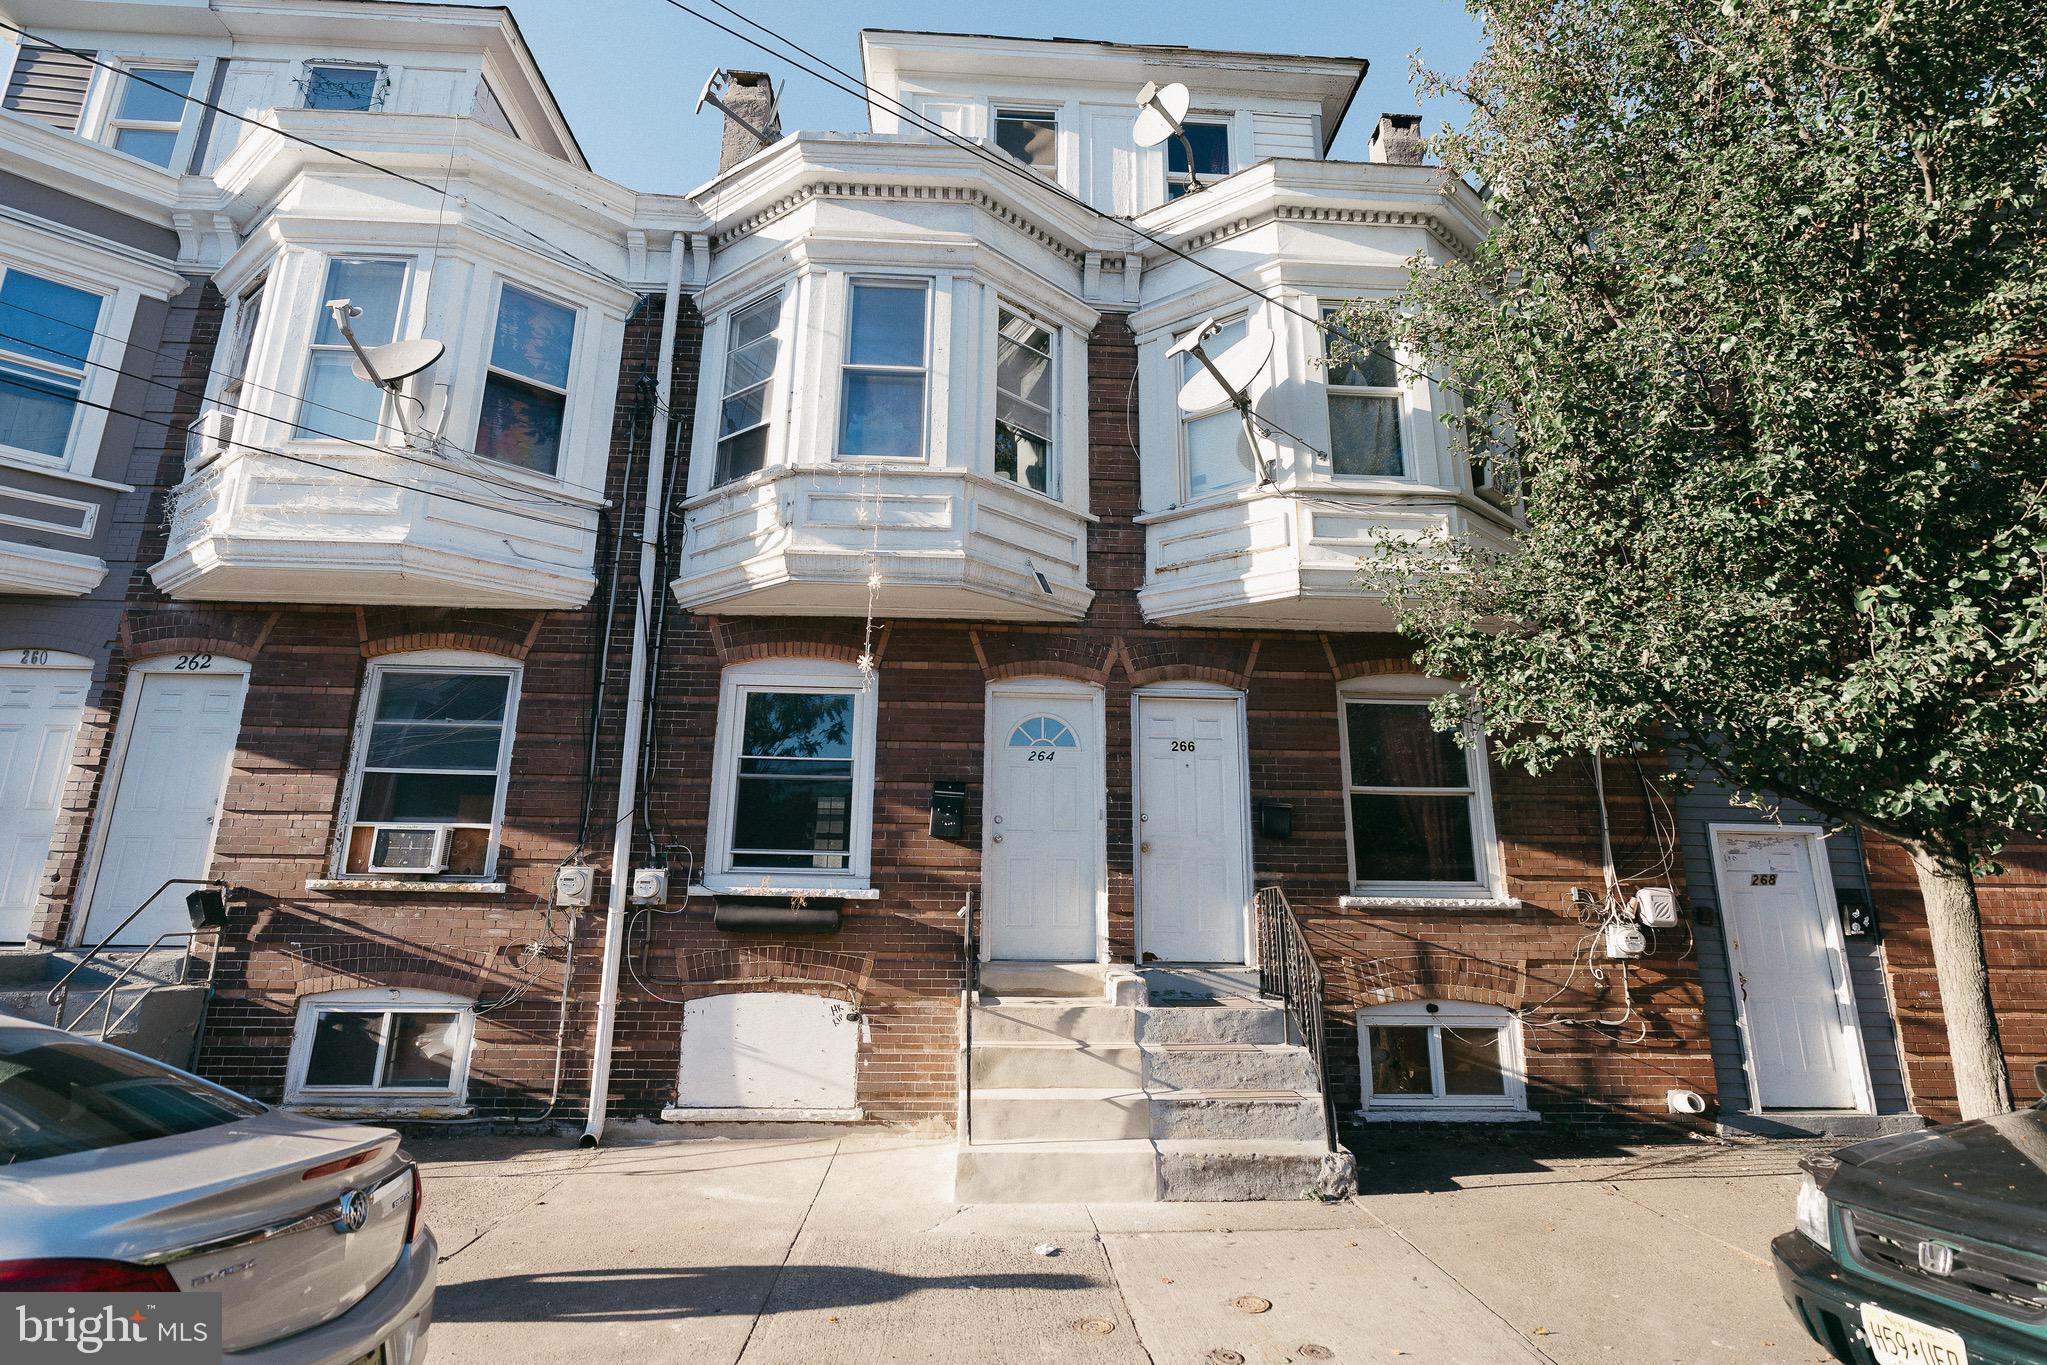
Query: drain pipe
[[582, 236, 688, 1146]]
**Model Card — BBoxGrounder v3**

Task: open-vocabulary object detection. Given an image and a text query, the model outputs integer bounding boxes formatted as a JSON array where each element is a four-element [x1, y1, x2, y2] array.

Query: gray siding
[[1672, 760, 1912, 1115], [3, 46, 95, 134]]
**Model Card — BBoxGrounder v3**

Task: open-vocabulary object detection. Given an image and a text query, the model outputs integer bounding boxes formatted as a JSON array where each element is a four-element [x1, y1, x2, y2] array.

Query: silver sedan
[[0, 1017, 435, 1364]]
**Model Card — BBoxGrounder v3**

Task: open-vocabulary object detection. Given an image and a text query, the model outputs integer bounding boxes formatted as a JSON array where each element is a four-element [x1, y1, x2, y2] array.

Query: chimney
[[715, 70, 781, 173], [1368, 113, 1424, 166]]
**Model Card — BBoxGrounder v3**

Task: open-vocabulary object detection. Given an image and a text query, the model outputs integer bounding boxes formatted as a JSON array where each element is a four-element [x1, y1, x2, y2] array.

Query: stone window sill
[[1339, 895, 1523, 911], [1357, 1108, 1540, 1123], [689, 884, 881, 900], [305, 879, 507, 895]]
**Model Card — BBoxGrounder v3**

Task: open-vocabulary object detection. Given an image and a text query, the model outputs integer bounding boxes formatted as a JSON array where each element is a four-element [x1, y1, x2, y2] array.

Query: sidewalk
[[414, 1125, 1838, 1365]]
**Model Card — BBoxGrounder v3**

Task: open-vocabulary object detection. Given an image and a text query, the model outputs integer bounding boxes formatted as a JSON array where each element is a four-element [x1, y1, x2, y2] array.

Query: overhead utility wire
[[0, 22, 640, 294]]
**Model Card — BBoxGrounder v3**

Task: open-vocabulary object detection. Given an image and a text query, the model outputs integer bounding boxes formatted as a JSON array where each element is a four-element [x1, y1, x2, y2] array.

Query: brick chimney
[[1368, 113, 1424, 166], [715, 70, 782, 173]]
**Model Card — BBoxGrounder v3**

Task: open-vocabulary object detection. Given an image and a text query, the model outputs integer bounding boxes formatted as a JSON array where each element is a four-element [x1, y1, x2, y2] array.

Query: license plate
[[1861, 1303, 1968, 1365]]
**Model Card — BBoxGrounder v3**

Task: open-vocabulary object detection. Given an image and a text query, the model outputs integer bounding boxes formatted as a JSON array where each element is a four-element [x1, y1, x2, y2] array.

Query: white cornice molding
[[0, 113, 181, 232], [0, 538, 108, 597]]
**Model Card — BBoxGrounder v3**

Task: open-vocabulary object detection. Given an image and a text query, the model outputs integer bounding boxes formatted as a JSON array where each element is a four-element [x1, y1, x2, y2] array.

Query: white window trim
[[990, 104, 1059, 180], [703, 658, 877, 893], [1337, 676, 1503, 899], [0, 261, 117, 474], [295, 253, 412, 447], [475, 276, 582, 478], [1165, 115, 1233, 199], [712, 286, 784, 488], [1174, 312, 1254, 505], [991, 300, 1058, 500], [98, 61, 198, 170], [285, 986, 474, 1110], [331, 650, 522, 883], [836, 276, 932, 462], [1319, 301, 1414, 483], [299, 60, 387, 112], [1358, 1000, 1533, 1120]]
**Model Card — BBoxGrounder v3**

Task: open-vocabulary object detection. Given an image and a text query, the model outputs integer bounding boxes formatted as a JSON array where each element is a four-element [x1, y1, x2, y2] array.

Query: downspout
[[582, 236, 688, 1146]]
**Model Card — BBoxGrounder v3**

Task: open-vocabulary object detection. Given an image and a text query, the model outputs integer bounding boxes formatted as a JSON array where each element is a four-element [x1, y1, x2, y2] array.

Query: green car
[[1774, 1064, 2047, 1365]]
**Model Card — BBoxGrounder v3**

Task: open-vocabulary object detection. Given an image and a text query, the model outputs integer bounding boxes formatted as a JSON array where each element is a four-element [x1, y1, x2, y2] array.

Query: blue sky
[[481, 1, 1487, 192]]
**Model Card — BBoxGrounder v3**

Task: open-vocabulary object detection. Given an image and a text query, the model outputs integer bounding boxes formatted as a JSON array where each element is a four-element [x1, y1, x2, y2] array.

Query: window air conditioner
[[185, 409, 236, 471], [365, 824, 450, 875]]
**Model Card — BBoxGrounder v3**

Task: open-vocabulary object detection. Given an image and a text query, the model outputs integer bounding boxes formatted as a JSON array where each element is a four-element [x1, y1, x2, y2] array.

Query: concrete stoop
[[955, 963, 1350, 1204], [0, 950, 207, 1067]]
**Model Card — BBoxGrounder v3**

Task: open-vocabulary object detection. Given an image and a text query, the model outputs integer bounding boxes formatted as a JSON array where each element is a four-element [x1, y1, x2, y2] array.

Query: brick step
[[1142, 1042, 1320, 1091], [968, 1087, 1149, 1143], [969, 1040, 1144, 1088], [974, 999, 1138, 1045], [952, 1139, 1161, 1203]]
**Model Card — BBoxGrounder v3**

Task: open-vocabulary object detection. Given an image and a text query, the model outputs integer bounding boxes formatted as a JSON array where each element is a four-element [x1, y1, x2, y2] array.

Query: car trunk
[[4, 1112, 414, 1353]]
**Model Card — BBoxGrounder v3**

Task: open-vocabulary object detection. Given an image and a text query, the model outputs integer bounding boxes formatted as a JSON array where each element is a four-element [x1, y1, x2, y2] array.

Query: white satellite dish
[[1167, 316, 1278, 484], [1133, 80, 1191, 150], [350, 337, 445, 386]]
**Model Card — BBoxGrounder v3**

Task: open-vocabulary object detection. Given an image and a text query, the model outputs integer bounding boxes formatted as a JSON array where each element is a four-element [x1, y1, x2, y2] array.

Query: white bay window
[[714, 290, 782, 485], [297, 256, 406, 443], [838, 279, 929, 459], [994, 305, 1055, 495], [0, 266, 104, 464], [475, 282, 577, 475]]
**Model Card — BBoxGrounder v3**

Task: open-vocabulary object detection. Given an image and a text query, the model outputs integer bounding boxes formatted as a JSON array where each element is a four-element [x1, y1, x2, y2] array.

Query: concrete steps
[[0, 949, 208, 1067], [956, 965, 1352, 1203]]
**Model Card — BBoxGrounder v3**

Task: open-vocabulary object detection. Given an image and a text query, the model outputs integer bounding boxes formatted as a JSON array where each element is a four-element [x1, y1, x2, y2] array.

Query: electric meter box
[[629, 867, 669, 905], [554, 864, 595, 908], [1603, 922, 1647, 959]]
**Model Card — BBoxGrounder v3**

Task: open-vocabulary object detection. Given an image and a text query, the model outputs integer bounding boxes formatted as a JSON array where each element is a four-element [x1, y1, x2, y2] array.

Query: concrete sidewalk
[[413, 1125, 1837, 1365]]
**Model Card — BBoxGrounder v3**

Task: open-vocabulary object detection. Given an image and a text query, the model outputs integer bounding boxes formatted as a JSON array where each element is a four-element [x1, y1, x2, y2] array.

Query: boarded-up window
[[3, 45, 96, 133]]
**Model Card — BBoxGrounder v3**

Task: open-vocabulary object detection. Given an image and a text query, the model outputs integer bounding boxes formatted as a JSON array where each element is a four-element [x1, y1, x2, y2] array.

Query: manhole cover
[[1299, 1346, 1334, 1361], [1206, 1352, 1245, 1365], [1074, 1318, 1116, 1335], [1231, 1295, 1273, 1314]]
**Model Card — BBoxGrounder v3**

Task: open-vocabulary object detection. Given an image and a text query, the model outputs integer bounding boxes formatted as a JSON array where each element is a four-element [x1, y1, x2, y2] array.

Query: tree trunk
[[1906, 845, 2014, 1120]]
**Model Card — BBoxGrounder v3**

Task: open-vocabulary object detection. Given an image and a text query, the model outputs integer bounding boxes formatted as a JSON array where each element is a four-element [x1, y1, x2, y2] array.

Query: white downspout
[[582, 235, 687, 1146]]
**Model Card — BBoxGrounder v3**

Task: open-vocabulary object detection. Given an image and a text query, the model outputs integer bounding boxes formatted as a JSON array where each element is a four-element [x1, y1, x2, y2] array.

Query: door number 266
[[1171, 740, 1197, 753]]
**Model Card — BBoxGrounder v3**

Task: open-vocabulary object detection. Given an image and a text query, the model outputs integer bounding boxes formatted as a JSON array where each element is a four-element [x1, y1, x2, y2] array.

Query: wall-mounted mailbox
[[1837, 889, 1878, 939], [1256, 800, 1293, 840], [185, 887, 229, 929], [930, 782, 967, 840]]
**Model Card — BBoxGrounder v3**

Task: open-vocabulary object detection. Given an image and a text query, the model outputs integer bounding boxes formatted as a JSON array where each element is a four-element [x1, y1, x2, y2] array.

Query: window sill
[[1358, 1108, 1539, 1124], [1340, 894, 1522, 911], [305, 879, 507, 895], [286, 1100, 473, 1120], [690, 883, 881, 900], [0, 448, 134, 494]]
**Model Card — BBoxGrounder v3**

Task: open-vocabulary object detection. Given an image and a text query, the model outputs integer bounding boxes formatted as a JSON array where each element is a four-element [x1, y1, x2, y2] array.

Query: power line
[[0, 22, 640, 293]]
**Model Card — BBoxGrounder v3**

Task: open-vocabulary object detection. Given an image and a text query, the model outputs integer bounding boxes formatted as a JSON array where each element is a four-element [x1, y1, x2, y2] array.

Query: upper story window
[[303, 63, 381, 112], [1166, 119, 1231, 200], [286, 987, 474, 1109], [838, 279, 929, 460], [298, 256, 405, 443], [216, 279, 266, 414], [715, 290, 781, 486], [0, 266, 103, 464], [475, 283, 576, 475], [1323, 311, 1406, 478], [1359, 1001, 1529, 1117], [705, 659, 877, 890], [994, 306, 1054, 495], [994, 108, 1057, 178], [105, 65, 193, 167], [339, 655, 521, 881], [1340, 683, 1498, 895], [1178, 315, 1255, 500]]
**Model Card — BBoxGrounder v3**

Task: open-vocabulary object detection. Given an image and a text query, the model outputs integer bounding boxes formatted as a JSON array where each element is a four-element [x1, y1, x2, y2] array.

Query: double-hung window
[[0, 266, 103, 463], [1165, 119, 1230, 200], [1177, 315, 1254, 500], [475, 283, 576, 475], [1359, 1001, 1529, 1117], [1341, 689, 1496, 893], [838, 279, 928, 459], [994, 306, 1054, 495], [341, 657, 520, 880], [994, 108, 1057, 178], [287, 989, 474, 1107], [298, 256, 405, 443], [1323, 309, 1406, 478], [105, 65, 193, 167], [708, 660, 875, 889], [714, 291, 781, 485], [303, 63, 380, 111]]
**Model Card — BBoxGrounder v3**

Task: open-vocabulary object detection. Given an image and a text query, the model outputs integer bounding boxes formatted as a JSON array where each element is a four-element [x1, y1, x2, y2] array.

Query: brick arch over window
[[358, 607, 544, 661], [656, 945, 874, 1004], [120, 608, 274, 666], [1118, 635, 1254, 691], [711, 617, 873, 668], [1335, 953, 1528, 1011], [281, 943, 501, 1002], [974, 628, 1114, 683], [1325, 632, 1428, 682]]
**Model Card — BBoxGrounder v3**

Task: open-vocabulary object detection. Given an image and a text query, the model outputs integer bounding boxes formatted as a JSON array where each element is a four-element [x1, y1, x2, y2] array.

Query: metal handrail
[[1255, 885, 1337, 1153], [959, 889, 978, 1144], [46, 877, 223, 1010], [66, 925, 222, 1038]]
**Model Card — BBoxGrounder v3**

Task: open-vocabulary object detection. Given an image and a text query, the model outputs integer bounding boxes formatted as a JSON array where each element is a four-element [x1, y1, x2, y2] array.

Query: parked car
[[0, 1017, 434, 1364], [1774, 1063, 2047, 1365]]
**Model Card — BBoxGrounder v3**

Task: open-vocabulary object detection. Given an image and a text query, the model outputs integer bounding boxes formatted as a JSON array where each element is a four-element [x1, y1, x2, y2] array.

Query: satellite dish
[[1133, 81, 1191, 150], [351, 337, 445, 386], [1172, 324, 1274, 414]]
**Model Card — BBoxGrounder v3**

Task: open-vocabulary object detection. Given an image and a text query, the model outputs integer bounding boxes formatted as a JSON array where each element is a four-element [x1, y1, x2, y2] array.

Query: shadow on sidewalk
[[436, 1264, 1097, 1323]]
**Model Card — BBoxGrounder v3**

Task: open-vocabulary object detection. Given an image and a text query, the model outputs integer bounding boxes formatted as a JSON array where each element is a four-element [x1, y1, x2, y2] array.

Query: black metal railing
[[48, 878, 223, 1025], [1255, 885, 1336, 1152], [959, 888, 979, 1144]]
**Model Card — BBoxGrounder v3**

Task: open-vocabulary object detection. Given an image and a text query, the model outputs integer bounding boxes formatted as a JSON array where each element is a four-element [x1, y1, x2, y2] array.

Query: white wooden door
[[0, 655, 91, 943], [985, 689, 1100, 961], [1136, 693, 1249, 963], [80, 665, 248, 945], [677, 993, 859, 1113], [1715, 829, 1867, 1110]]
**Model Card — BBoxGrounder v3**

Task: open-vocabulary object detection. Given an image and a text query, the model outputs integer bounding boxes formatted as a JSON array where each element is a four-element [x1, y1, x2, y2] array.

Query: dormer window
[[105, 65, 193, 167], [838, 279, 929, 460], [303, 63, 381, 112], [994, 108, 1057, 179], [1165, 120, 1230, 200]]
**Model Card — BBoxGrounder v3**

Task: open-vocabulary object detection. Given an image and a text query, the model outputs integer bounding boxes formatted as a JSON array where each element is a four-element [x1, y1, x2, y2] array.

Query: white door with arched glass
[[1, 650, 92, 943], [984, 685, 1103, 962]]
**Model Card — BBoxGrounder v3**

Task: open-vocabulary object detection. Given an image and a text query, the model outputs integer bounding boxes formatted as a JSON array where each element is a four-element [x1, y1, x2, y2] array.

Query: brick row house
[[1, 2, 2039, 1199]]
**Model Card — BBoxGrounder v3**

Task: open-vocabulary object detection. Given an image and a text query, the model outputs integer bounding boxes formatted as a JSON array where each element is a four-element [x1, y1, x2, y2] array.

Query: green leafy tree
[[1332, 0, 2047, 1117]]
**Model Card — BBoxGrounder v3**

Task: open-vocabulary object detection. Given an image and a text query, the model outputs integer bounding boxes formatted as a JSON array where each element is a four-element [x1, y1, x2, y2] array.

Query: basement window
[[1358, 1001, 1530, 1119], [286, 988, 473, 1107]]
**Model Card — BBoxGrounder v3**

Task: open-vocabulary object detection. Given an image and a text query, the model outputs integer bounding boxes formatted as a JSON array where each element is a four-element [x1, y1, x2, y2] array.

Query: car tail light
[[406, 1163, 423, 1244], [0, 1259, 180, 1292], [302, 1146, 387, 1181]]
